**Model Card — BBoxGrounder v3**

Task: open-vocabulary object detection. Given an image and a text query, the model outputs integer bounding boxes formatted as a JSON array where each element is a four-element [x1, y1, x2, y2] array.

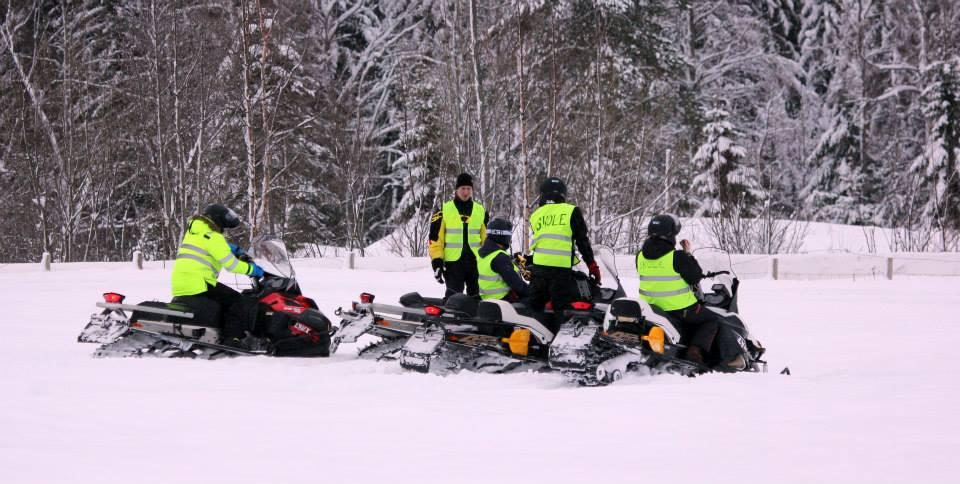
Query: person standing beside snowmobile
[[527, 177, 601, 326], [170, 204, 266, 347], [477, 218, 530, 302], [636, 214, 743, 370], [429, 173, 489, 299]]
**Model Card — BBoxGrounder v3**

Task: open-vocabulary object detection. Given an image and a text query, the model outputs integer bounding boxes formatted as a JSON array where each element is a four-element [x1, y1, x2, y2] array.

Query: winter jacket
[[170, 217, 254, 296], [477, 238, 530, 298], [639, 237, 705, 286], [428, 198, 489, 262]]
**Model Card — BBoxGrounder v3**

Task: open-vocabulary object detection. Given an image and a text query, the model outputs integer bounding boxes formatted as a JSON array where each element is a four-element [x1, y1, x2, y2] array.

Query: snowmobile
[[332, 247, 627, 375], [78, 235, 334, 359], [548, 249, 767, 385], [330, 290, 481, 361]]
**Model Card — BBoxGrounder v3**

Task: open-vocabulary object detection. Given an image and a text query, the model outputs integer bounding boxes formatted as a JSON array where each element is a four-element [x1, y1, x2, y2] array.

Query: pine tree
[[911, 58, 960, 233], [802, 82, 870, 224], [800, 0, 843, 96], [690, 108, 764, 216]]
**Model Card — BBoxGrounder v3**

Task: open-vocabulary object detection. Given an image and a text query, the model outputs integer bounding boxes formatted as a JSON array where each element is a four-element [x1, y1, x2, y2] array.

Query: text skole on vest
[[534, 213, 569, 231]]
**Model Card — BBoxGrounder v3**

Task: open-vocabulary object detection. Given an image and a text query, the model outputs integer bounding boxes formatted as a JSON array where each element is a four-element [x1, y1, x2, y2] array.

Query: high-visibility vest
[[635, 250, 697, 311], [529, 202, 576, 268], [477, 249, 516, 300], [442, 200, 485, 262], [171, 218, 253, 296]]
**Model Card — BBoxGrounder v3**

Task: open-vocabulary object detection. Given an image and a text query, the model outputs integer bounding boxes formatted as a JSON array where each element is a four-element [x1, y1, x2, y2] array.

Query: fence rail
[[15, 251, 960, 279]]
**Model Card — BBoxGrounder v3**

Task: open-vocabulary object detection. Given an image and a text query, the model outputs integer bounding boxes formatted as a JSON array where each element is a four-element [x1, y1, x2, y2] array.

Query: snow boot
[[714, 354, 746, 373], [685, 345, 705, 365]]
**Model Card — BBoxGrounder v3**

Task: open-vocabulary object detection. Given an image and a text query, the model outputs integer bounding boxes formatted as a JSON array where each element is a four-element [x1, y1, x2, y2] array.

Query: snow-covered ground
[[2, 262, 957, 483]]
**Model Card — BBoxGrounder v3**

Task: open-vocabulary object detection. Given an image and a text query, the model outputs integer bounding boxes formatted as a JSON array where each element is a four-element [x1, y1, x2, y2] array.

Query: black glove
[[431, 258, 445, 284]]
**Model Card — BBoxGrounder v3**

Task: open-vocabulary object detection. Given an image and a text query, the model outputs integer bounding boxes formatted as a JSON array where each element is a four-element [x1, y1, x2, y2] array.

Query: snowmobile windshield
[[594, 245, 619, 281], [577, 245, 625, 299], [249, 235, 295, 279], [691, 247, 735, 276]]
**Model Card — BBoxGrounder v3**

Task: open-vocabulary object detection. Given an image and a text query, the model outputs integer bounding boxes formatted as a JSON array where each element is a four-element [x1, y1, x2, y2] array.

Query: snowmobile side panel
[[475, 300, 554, 344], [132, 318, 220, 344]]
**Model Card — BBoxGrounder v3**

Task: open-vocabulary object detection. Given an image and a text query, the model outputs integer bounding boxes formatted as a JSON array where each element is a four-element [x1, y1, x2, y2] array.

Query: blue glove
[[248, 263, 265, 278], [228, 243, 245, 257]]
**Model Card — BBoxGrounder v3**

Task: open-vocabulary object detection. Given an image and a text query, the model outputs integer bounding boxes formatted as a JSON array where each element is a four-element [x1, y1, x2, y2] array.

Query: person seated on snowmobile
[[477, 218, 530, 302], [170, 204, 266, 349], [636, 214, 744, 371]]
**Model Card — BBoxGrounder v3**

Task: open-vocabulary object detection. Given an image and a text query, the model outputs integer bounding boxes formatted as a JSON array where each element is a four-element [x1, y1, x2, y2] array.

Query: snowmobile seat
[[444, 293, 478, 317], [607, 298, 682, 344], [511, 303, 553, 330], [398, 292, 446, 309], [610, 299, 642, 322], [165, 296, 224, 328], [606, 299, 644, 335], [475, 300, 553, 344], [128, 300, 208, 326]]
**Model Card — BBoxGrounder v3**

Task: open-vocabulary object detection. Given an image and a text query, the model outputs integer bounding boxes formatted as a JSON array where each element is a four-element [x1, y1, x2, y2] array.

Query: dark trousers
[[173, 283, 260, 341], [670, 303, 720, 356], [528, 265, 582, 331], [444, 257, 479, 298]]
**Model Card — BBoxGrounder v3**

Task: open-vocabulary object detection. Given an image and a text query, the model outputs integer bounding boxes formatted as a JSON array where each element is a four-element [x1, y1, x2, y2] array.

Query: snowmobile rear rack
[[95, 302, 194, 319]]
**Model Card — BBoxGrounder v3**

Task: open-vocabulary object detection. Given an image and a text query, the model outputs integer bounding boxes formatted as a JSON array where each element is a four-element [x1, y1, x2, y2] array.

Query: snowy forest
[[1, 0, 959, 262]]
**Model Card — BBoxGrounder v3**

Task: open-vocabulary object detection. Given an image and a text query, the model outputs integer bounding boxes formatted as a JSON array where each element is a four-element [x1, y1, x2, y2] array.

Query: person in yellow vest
[[637, 214, 744, 370], [170, 204, 266, 348], [476, 218, 529, 302], [428, 173, 488, 298], [527, 177, 602, 327]]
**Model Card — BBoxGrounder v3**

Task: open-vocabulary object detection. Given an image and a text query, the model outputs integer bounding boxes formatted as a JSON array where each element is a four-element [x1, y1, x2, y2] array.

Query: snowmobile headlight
[[570, 301, 594, 311], [103, 292, 125, 304], [424, 305, 443, 316], [360, 292, 375, 304]]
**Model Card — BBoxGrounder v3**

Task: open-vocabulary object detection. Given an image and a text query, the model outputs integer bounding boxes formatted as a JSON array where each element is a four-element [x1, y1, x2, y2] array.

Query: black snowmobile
[[78, 236, 334, 359], [548, 249, 767, 385], [332, 246, 627, 375]]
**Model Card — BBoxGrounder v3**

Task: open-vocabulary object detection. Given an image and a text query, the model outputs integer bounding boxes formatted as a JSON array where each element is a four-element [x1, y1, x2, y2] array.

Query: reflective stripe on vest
[[529, 203, 576, 268], [477, 249, 515, 300], [171, 218, 226, 296], [635, 250, 697, 311], [442, 200, 486, 262]]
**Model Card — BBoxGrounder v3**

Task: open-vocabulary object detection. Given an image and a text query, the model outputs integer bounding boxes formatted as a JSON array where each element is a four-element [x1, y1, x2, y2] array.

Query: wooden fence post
[[343, 251, 356, 270], [41, 252, 51, 271], [772, 257, 779, 280], [886, 257, 893, 280], [133, 250, 143, 270]]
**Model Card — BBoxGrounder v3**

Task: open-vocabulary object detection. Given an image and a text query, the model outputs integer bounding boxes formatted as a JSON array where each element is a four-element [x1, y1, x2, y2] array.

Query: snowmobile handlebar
[[703, 270, 731, 278]]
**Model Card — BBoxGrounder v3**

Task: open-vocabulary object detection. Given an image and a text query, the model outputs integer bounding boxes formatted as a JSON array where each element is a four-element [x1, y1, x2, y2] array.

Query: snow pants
[[173, 282, 260, 341], [527, 265, 583, 332], [670, 303, 720, 355], [443, 257, 480, 299], [670, 303, 743, 364]]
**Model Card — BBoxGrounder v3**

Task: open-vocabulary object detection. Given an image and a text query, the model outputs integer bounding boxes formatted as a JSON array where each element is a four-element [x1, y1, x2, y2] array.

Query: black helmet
[[647, 214, 681, 241], [202, 204, 241, 231], [539, 177, 567, 203], [487, 218, 513, 247]]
